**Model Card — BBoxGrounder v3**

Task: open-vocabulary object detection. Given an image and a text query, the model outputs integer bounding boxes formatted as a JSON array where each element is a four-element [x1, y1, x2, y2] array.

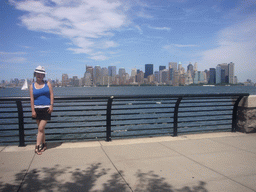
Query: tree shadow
[[0, 164, 208, 192]]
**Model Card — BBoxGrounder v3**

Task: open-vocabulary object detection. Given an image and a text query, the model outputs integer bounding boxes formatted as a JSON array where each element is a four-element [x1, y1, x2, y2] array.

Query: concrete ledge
[[239, 95, 256, 108], [237, 95, 256, 133]]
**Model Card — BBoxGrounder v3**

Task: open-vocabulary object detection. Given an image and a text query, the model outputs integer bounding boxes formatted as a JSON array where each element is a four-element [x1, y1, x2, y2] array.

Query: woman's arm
[[29, 84, 36, 118], [47, 81, 54, 114]]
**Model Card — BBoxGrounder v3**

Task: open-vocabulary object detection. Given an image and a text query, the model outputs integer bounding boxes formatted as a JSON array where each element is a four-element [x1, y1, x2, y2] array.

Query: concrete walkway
[[1, 132, 256, 192]]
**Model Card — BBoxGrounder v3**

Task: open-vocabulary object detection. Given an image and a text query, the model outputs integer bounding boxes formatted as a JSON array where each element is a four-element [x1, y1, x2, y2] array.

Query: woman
[[30, 66, 54, 155]]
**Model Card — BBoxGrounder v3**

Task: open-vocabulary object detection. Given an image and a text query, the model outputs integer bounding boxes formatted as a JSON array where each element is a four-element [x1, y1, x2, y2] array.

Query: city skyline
[[1, 0, 256, 82]]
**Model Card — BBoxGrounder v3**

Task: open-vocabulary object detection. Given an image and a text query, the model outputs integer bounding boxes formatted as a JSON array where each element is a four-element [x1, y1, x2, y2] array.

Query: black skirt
[[32, 108, 51, 120]]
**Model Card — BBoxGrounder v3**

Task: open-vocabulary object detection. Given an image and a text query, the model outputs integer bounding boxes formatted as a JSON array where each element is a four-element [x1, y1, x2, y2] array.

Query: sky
[[1, 0, 256, 83]]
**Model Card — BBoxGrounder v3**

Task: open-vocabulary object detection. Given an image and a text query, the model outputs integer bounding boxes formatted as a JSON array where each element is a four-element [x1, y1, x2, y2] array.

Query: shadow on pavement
[[0, 163, 208, 192]]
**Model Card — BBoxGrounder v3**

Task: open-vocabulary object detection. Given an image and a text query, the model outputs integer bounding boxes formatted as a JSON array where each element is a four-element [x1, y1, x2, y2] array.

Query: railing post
[[16, 100, 25, 147], [232, 96, 244, 132], [106, 96, 114, 141], [173, 97, 182, 136]]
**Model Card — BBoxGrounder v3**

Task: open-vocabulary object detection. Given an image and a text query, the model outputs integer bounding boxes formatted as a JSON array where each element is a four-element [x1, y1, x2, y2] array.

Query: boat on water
[[21, 79, 28, 90]]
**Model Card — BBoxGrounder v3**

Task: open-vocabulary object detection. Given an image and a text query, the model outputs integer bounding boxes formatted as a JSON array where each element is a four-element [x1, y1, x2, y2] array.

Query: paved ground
[[1, 132, 256, 192]]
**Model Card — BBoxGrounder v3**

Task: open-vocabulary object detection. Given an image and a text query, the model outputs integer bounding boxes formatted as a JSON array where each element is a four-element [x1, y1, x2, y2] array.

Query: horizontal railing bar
[[179, 129, 230, 134], [112, 107, 175, 110], [23, 114, 107, 118], [178, 118, 232, 123], [0, 134, 19, 137], [24, 131, 106, 136], [179, 123, 230, 128], [50, 104, 108, 107], [0, 140, 19, 144], [24, 125, 106, 131], [179, 113, 232, 118], [111, 117, 172, 121], [112, 133, 170, 138], [111, 121, 174, 127], [24, 119, 106, 124], [0, 129, 19, 132], [0, 111, 18, 114], [179, 108, 232, 113], [24, 137, 106, 143], [179, 104, 233, 108], [0, 117, 18, 119], [112, 111, 174, 116], [181, 100, 235, 104], [112, 127, 172, 132], [0, 123, 18, 125], [0, 106, 18, 109]]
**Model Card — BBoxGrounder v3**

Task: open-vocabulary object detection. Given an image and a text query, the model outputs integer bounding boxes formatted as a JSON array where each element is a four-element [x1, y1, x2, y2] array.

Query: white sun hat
[[34, 65, 46, 74]]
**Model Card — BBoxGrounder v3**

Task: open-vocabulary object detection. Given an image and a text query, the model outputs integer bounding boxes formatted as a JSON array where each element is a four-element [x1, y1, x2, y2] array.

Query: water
[[0, 85, 255, 97]]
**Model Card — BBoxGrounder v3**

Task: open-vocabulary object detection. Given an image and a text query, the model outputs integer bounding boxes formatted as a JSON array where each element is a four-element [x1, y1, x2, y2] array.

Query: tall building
[[159, 65, 166, 71], [169, 62, 177, 81], [173, 71, 179, 86], [228, 62, 235, 84], [145, 64, 153, 78], [108, 66, 116, 77], [136, 71, 144, 84], [86, 65, 93, 82], [216, 65, 222, 84], [131, 68, 137, 77], [72, 76, 79, 87], [185, 71, 193, 85], [93, 66, 102, 85], [62, 74, 69, 87], [218, 63, 228, 83], [194, 62, 198, 72], [209, 68, 216, 84], [119, 67, 126, 77], [187, 63, 193, 75], [83, 72, 92, 86], [161, 69, 169, 84], [154, 71, 160, 83], [101, 67, 108, 77], [196, 71, 207, 83]]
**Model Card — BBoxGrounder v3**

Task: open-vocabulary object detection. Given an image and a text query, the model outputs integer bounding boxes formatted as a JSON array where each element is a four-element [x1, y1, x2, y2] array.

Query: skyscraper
[[119, 67, 126, 77], [228, 62, 235, 84], [108, 66, 116, 77], [62, 74, 69, 87], [209, 68, 216, 84], [159, 65, 166, 71], [194, 62, 198, 72], [218, 63, 228, 83], [145, 64, 153, 78], [216, 65, 222, 84], [131, 68, 137, 77], [169, 62, 177, 81], [94, 66, 102, 85]]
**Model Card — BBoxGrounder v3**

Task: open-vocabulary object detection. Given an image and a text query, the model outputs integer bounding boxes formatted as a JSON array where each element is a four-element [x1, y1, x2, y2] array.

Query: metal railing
[[0, 93, 249, 146]]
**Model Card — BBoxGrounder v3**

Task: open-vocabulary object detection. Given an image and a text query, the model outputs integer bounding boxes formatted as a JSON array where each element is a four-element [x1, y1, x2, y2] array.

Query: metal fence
[[0, 93, 249, 146]]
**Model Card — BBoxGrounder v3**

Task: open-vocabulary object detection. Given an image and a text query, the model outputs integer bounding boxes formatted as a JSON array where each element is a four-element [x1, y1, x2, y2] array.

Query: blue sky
[[1, 0, 256, 82]]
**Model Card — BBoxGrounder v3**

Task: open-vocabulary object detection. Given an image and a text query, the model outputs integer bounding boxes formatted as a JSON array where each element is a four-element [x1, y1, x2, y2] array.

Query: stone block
[[237, 95, 256, 133]]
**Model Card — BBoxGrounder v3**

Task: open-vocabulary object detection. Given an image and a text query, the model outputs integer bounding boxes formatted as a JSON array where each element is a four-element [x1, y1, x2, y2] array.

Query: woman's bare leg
[[36, 120, 47, 146]]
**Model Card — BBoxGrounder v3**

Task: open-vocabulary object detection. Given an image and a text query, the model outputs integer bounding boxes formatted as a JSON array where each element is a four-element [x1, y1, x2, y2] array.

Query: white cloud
[[198, 14, 256, 82], [148, 25, 171, 31], [3, 57, 27, 63], [11, 0, 129, 61], [90, 55, 108, 61], [0, 51, 27, 55]]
